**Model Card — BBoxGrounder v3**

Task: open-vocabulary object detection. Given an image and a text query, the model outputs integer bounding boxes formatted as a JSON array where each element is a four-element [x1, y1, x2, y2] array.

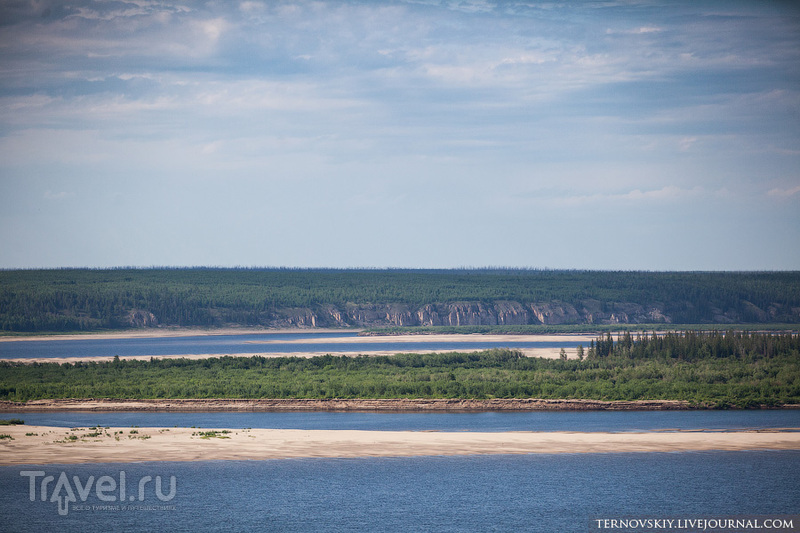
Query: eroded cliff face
[[124, 300, 799, 329], [124, 309, 158, 328], [257, 300, 683, 328]]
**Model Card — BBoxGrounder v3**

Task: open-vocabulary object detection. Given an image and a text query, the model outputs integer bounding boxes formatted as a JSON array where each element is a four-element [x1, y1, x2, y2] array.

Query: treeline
[[586, 330, 800, 361], [364, 324, 800, 336], [1, 268, 799, 332], [1, 331, 798, 407]]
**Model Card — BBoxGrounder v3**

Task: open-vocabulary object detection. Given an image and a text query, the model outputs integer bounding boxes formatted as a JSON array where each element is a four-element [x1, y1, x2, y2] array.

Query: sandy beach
[[1, 425, 798, 465], [5, 347, 574, 365], [0, 327, 350, 343], [0, 398, 695, 411], [244, 333, 598, 345], [0, 331, 593, 363]]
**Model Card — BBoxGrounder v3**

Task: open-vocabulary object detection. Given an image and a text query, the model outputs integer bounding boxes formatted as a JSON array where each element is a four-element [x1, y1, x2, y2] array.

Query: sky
[[1, 0, 799, 270]]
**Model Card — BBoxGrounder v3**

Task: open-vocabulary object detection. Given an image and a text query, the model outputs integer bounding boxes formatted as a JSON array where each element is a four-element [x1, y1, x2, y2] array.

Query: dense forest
[[1, 331, 798, 407], [1, 268, 799, 332]]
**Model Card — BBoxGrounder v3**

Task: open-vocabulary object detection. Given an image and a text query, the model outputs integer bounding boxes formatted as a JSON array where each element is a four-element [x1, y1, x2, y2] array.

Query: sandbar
[[244, 333, 597, 345], [0, 332, 593, 363], [3, 347, 573, 365], [0, 328, 351, 343], [0, 398, 695, 411], [1, 425, 798, 465]]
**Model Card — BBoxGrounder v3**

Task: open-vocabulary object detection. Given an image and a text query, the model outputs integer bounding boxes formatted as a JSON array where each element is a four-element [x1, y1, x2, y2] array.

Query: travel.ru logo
[[20, 470, 177, 516]]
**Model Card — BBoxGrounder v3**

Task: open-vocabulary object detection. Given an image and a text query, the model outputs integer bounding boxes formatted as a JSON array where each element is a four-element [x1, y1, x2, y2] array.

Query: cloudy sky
[[1, 0, 798, 270]]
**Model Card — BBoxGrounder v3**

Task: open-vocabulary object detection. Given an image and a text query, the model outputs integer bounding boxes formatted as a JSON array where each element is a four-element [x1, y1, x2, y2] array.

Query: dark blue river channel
[[0, 331, 582, 359], [3, 409, 800, 433], [1, 452, 798, 532]]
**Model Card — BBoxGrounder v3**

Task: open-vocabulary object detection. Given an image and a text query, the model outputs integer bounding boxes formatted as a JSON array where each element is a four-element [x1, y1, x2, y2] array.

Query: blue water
[[3, 333, 798, 531], [0, 332, 581, 359], [1, 452, 798, 532], [4, 409, 800, 432]]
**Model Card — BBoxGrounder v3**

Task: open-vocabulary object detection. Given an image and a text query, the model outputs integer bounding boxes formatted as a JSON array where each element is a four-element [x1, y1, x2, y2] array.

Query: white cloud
[[1, 0, 799, 269], [193, 17, 228, 43], [767, 185, 800, 198], [239, 1, 265, 13], [43, 190, 75, 201], [678, 137, 698, 152], [511, 186, 708, 209], [606, 26, 663, 35]]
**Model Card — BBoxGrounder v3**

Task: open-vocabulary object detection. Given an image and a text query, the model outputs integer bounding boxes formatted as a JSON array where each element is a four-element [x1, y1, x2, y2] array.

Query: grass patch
[[193, 430, 232, 439]]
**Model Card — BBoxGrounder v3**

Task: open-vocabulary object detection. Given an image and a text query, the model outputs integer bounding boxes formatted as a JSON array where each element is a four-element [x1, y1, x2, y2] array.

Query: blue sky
[[1, 0, 798, 270]]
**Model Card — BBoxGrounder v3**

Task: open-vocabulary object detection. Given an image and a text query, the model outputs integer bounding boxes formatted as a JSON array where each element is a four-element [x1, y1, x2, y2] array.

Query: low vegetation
[[0, 331, 797, 408], [193, 430, 231, 439]]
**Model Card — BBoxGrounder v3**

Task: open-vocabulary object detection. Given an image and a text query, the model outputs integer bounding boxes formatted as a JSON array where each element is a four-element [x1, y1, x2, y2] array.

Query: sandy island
[[243, 333, 597, 345], [0, 328, 351, 343], [1, 425, 798, 465], [0, 332, 595, 363], [0, 398, 696, 411]]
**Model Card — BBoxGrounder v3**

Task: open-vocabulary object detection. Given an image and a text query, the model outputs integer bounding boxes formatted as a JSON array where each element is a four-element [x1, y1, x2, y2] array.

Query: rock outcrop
[[125, 309, 158, 328], [259, 299, 682, 328], [117, 298, 800, 330], [252, 298, 800, 329]]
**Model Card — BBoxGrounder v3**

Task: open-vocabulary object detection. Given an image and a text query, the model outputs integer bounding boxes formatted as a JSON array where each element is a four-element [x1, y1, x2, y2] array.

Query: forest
[[1, 331, 798, 408], [1, 268, 799, 332]]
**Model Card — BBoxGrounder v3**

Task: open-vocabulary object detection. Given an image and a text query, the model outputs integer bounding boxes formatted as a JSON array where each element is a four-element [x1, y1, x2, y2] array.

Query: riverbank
[[0, 327, 353, 343], [1, 348, 574, 365], [1, 425, 799, 465], [0, 398, 705, 411], [0, 331, 591, 362]]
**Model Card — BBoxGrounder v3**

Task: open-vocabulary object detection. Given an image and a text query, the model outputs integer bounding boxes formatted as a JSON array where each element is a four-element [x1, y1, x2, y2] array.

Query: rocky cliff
[[253, 300, 800, 329], [252, 300, 660, 328], [117, 299, 798, 330]]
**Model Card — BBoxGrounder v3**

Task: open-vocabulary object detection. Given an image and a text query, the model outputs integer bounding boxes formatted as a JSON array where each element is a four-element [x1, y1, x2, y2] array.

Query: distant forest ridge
[[1, 268, 799, 332]]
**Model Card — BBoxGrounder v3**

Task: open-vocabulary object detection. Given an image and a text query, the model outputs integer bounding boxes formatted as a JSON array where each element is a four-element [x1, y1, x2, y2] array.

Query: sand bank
[[245, 333, 597, 345], [1, 425, 798, 465], [2, 346, 573, 365], [0, 332, 592, 363], [0, 398, 694, 412], [0, 328, 352, 343]]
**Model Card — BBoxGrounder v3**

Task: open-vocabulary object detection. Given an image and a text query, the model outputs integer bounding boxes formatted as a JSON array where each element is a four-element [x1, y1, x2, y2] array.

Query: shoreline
[[0, 327, 355, 343], [243, 333, 597, 345], [0, 346, 575, 364], [1, 425, 799, 465], [0, 398, 703, 411], [0, 332, 596, 363], [0, 328, 608, 344]]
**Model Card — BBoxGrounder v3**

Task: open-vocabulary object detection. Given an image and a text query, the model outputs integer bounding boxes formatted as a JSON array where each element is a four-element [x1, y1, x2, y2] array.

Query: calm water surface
[[5, 409, 800, 432], [3, 334, 799, 531], [1, 452, 798, 532], [0, 331, 581, 359]]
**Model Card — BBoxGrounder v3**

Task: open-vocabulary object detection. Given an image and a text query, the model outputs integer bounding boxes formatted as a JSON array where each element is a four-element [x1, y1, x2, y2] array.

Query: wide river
[[0, 331, 582, 359], [3, 409, 800, 432], [2, 411, 799, 531], [1, 450, 797, 532], [2, 332, 798, 531]]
